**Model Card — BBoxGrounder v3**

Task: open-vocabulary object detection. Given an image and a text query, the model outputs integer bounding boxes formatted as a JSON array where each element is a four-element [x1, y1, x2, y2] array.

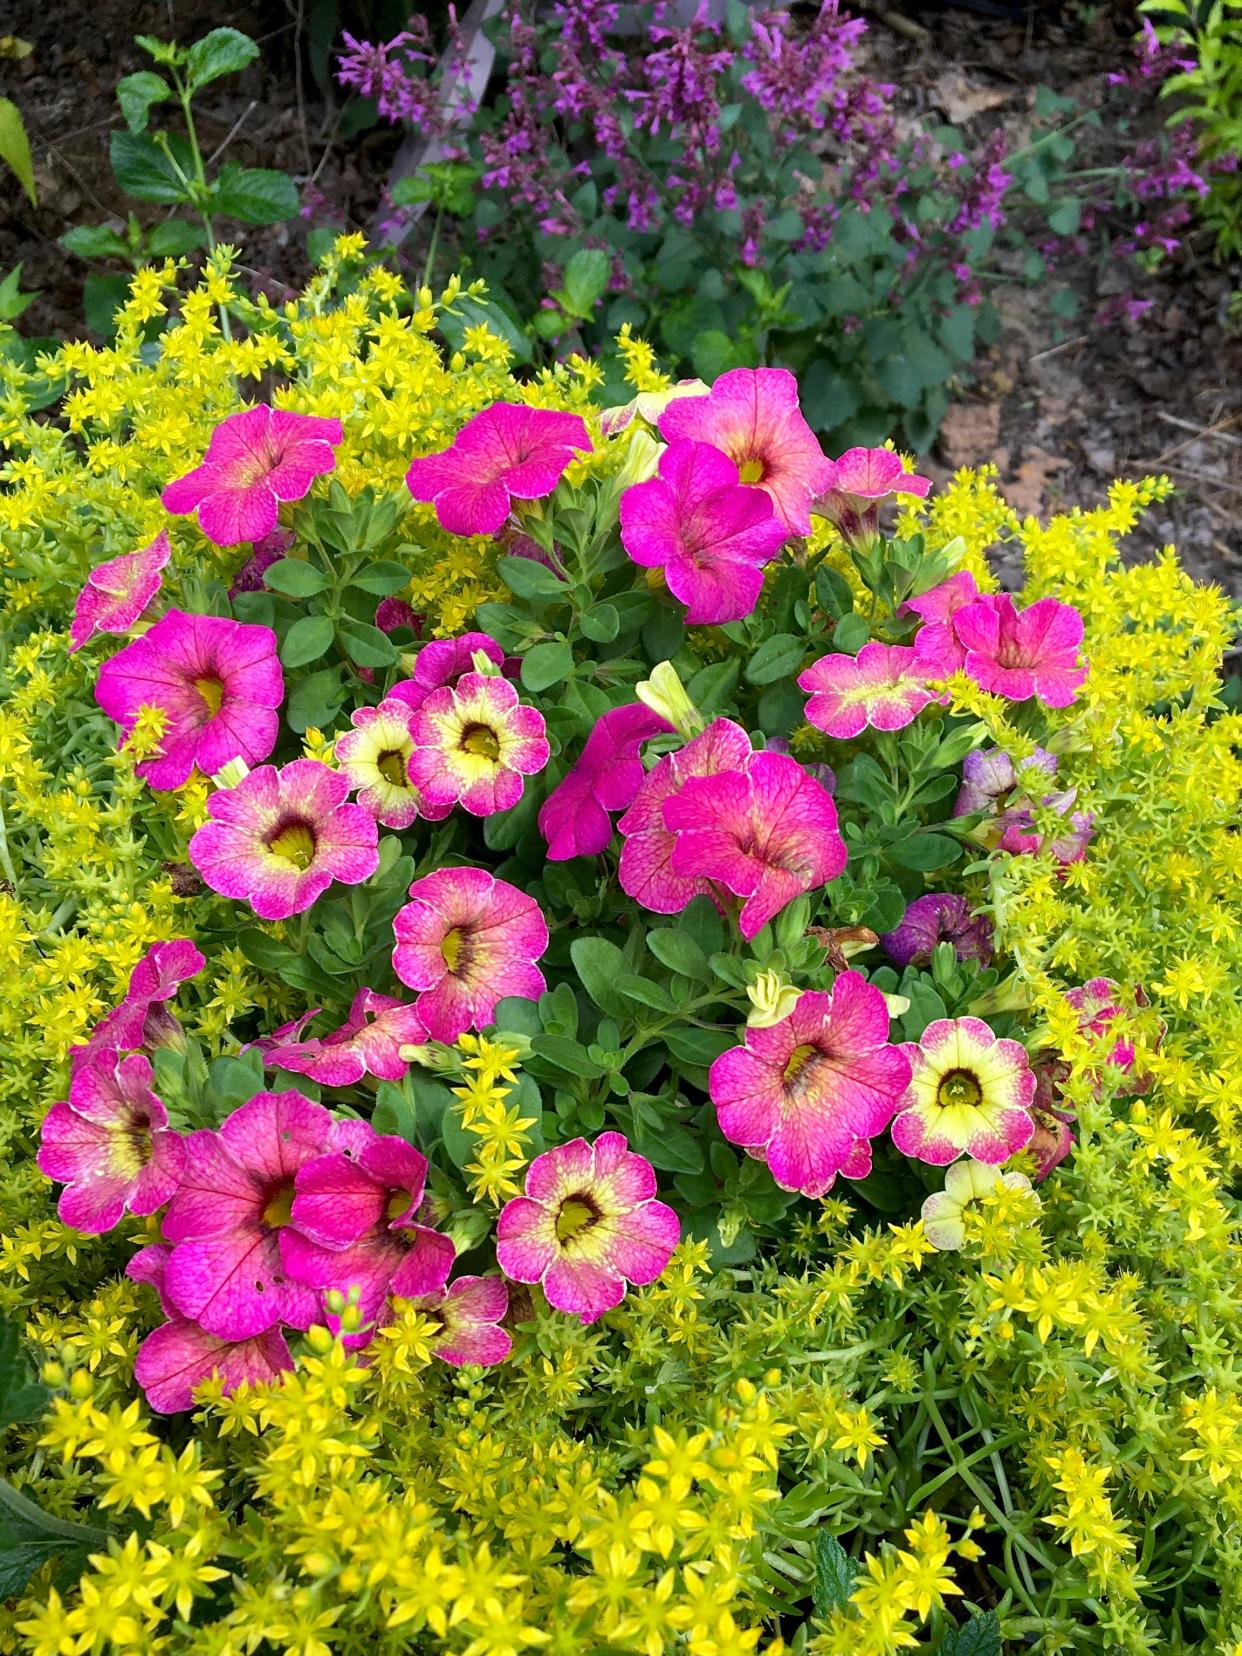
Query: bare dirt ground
[[2, 1, 1238, 592]]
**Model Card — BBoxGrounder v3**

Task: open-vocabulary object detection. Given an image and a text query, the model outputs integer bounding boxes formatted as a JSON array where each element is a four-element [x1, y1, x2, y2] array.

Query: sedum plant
[[0, 251, 1239, 1654]]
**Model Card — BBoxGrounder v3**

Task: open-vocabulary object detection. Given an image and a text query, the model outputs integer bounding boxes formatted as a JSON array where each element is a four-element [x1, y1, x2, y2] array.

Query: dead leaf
[[937, 73, 1010, 125], [939, 402, 1002, 469], [1003, 449, 1070, 518]]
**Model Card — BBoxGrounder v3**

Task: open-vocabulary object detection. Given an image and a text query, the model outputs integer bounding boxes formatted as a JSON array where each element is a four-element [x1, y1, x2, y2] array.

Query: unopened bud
[[211, 756, 250, 790], [614, 427, 662, 489], [470, 648, 502, 676], [636, 661, 703, 741], [746, 969, 801, 1028]]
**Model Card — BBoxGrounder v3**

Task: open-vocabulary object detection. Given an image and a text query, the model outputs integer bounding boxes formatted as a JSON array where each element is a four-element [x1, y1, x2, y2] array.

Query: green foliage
[[0, 97, 36, 208]]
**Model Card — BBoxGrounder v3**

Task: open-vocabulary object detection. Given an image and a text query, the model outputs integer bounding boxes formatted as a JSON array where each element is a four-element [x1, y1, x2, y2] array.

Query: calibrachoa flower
[[539, 702, 672, 860], [921, 1160, 1035, 1251], [69, 938, 205, 1074], [1027, 1103, 1075, 1181], [405, 402, 593, 536], [599, 378, 708, 435], [954, 745, 1057, 817], [264, 988, 427, 1086], [619, 438, 788, 623], [162, 1090, 337, 1340], [618, 717, 754, 914], [657, 366, 832, 535], [335, 698, 431, 829], [189, 759, 379, 920], [69, 529, 171, 652], [708, 976, 911, 1197], [404, 1275, 512, 1366], [798, 638, 954, 739], [228, 528, 293, 598], [389, 631, 513, 713], [892, 1016, 1036, 1166], [95, 609, 284, 790], [134, 1318, 294, 1414], [496, 1132, 680, 1324], [284, 1128, 455, 1340], [162, 403, 343, 546], [811, 447, 932, 545], [881, 893, 994, 970], [38, 1055, 184, 1234], [393, 867, 548, 1042], [407, 671, 549, 817], [903, 569, 982, 629], [662, 751, 846, 939], [995, 789, 1095, 865], [1066, 977, 1148, 1089], [953, 593, 1088, 706]]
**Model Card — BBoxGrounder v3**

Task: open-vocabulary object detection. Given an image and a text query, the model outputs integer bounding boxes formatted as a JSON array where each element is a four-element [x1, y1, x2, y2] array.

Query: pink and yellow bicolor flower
[[891, 1016, 1036, 1166], [407, 671, 550, 818]]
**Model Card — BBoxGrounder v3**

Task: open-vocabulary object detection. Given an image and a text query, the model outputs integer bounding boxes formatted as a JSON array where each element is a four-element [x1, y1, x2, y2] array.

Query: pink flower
[[1027, 1103, 1075, 1181], [37, 1054, 184, 1234], [619, 439, 788, 623], [95, 610, 284, 790], [953, 594, 1088, 706], [812, 447, 932, 545], [335, 698, 431, 830], [162, 1090, 338, 1340], [264, 988, 426, 1086], [995, 789, 1095, 865], [407, 672, 549, 818], [392, 867, 548, 1042], [880, 893, 994, 970], [708, 976, 911, 1197], [189, 760, 379, 921], [662, 750, 846, 940], [374, 598, 422, 636], [1065, 977, 1148, 1089], [538, 703, 672, 861], [798, 638, 954, 740], [228, 529, 293, 598], [405, 403, 593, 536], [69, 938, 205, 1075], [954, 746, 1057, 817], [658, 367, 833, 536], [162, 404, 343, 547], [406, 1275, 511, 1366], [892, 1017, 1036, 1166], [69, 530, 171, 653], [283, 1128, 455, 1342], [496, 1132, 680, 1324], [134, 1317, 293, 1414], [618, 718, 755, 916], [389, 632, 513, 714], [902, 570, 982, 631]]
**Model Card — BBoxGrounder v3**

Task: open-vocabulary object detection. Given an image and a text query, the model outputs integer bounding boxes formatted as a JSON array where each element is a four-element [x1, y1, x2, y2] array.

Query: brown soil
[[2, 1, 1238, 592]]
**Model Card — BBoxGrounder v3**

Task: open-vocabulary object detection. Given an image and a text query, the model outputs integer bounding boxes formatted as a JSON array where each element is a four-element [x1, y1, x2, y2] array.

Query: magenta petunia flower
[[496, 1132, 680, 1324], [902, 570, 982, 630], [128, 1241, 176, 1315], [407, 672, 549, 818], [1065, 977, 1148, 1088], [392, 867, 548, 1042], [38, 1054, 184, 1235], [162, 404, 343, 547], [798, 638, 954, 740], [880, 893, 994, 970], [1027, 1103, 1075, 1181], [388, 632, 514, 714], [162, 1090, 338, 1341], [283, 1128, 455, 1342], [953, 593, 1088, 707], [69, 938, 205, 1076], [811, 447, 932, 545], [264, 988, 426, 1086], [189, 760, 379, 921], [405, 403, 593, 536], [374, 597, 422, 636], [95, 609, 284, 790], [708, 976, 911, 1198], [134, 1317, 294, 1414], [335, 698, 433, 830], [891, 1016, 1036, 1166], [69, 530, 171, 653], [618, 717, 755, 916], [662, 751, 846, 940], [538, 703, 672, 861], [657, 367, 833, 536], [406, 1275, 512, 1367], [619, 439, 788, 624], [228, 529, 293, 599], [954, 746, 1057, 817]]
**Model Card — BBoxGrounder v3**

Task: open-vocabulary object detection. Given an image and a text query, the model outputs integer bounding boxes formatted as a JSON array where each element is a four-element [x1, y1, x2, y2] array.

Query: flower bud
[[746, 969, 801, 1028], [470, 648, 503, 676], [636, 661, 703, 740], [614, 427, 662, 489], [210, 756, 250, 790]]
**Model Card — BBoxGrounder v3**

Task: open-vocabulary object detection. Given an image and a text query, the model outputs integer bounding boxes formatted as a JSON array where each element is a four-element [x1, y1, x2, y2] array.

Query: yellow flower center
[[267, 821, 316, 870], [782, 1043, 819, 1085], [460, 722, 501, 761], [376, 747, 409, 787], [555, 1196, 600, 1244], [262, 1183, 295, 1228], [195, 676, 225, 716], [938, 1069, 983, 1110], [440, 927, 464, 971], [386, 1189, 413, 1221], [738, 456, 766, 484]]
